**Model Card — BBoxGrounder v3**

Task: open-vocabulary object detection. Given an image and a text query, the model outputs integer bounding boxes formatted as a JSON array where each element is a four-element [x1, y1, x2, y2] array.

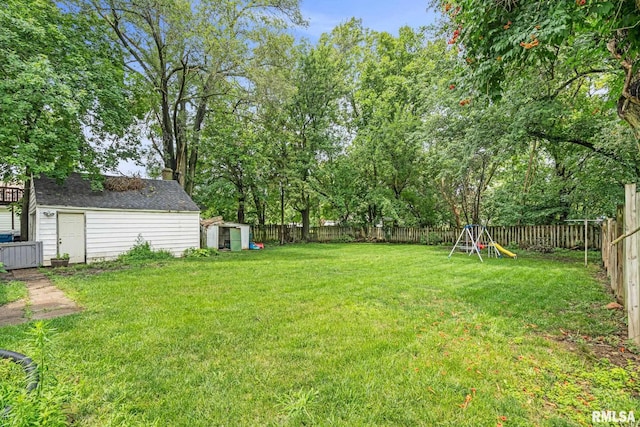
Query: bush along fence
[[251, 224, 602, 250], [601, 184, 640, 346]]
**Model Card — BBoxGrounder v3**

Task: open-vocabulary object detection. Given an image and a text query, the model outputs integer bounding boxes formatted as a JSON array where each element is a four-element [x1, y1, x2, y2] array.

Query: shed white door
[[57, 213, 85, 263]]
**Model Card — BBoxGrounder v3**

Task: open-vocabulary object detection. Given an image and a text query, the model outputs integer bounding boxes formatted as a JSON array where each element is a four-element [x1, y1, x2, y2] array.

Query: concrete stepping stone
[[0, 268, 81, 326]]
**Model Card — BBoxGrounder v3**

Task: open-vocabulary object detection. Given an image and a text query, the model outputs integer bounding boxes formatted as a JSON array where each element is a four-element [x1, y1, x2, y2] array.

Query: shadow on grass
[[445, 264, 620, 337]]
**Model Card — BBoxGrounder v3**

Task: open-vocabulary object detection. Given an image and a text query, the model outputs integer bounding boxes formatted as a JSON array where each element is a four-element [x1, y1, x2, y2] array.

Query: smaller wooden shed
[[201, 217, 250, 251]]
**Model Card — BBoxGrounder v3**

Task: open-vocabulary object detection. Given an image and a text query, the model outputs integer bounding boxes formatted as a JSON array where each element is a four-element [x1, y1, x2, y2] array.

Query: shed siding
[[85, 210, 200, 261], [29, 181, 36, 215], [35, 208, 58, 265], [241, 225, 250, 250], [29, 180, 37, 241]]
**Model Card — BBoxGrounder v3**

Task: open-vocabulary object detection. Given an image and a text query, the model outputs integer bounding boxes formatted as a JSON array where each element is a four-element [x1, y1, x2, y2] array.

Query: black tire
[[0, 349, 39, 392]]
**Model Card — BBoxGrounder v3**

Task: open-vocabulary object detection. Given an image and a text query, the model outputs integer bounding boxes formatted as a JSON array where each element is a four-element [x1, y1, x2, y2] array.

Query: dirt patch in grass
[[541, 249, 640, 368], [548, 266, 640, 369], [553, 328, 640, 368], [46, 262, 132, 278], [47, 259, 176, 280]]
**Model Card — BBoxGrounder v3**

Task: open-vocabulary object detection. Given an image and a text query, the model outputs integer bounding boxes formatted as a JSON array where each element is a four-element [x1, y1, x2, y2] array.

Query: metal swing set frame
[[448, 224, 500, 262]]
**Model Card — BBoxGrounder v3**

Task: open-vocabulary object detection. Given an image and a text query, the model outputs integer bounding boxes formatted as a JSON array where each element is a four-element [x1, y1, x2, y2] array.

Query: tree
[[0, 0, 137, 182], [282, 40, 347, 239], [81, 0, 303, 194], [423, 91, 517, 226], [196, 97, 269, 224], [1, 0, 139, 240], [431, 0, 640, 138], [349, 27, 441, 226]]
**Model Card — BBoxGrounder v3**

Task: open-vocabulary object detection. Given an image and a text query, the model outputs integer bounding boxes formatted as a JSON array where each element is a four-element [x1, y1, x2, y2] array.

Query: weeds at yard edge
[[43, 238, 217, 280], [504, 249, 640, 424], [0, 322, 72, 426]]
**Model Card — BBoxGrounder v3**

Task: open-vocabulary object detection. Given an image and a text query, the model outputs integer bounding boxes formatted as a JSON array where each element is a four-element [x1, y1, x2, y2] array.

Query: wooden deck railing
[[0, 187, 23, 205]]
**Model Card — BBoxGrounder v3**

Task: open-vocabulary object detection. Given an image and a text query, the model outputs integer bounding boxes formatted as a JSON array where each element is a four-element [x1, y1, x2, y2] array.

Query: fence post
[[624, 184, 640, 345], [616, 206, 624, 300], [609, 219, 620, 300], [601, 220, 608, 270]]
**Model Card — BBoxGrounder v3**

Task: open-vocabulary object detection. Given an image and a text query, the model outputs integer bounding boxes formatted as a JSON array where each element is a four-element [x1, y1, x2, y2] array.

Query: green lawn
[[1, 244, 638, 426], [0, 280, 27, 306]]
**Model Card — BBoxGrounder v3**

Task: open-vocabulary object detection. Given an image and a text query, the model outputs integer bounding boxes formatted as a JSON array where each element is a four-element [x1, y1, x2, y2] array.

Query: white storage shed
[[202, 219, 250, 251], [29, 174, 201, 265]]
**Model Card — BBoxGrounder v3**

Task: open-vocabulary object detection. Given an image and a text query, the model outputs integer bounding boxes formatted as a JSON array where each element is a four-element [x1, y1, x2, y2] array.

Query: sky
[[296, 0, 440, 41]]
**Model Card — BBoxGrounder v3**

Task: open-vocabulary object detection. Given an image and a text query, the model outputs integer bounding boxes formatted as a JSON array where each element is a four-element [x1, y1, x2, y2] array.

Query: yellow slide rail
[[491, 242, 517, 259]]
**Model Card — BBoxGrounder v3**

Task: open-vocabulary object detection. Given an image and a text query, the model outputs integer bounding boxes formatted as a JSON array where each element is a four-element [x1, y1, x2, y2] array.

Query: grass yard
[[0, 244, 639, 426], [0, 280, 27, 306]]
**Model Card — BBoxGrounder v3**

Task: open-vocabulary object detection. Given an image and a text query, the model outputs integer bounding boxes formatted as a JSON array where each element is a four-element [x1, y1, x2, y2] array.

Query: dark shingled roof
[[33, 173, 200, 212]]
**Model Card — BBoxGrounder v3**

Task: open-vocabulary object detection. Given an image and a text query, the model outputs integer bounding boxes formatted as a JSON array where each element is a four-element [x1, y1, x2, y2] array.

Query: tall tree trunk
[[185, 144, 198, 196], [174, 99, 188, 187], [251, 184, 266, 225], [160, 80, 176, 175], [237, 193, 246, 224], [20, 179, 30, 242], [437, 179, 462, 228], [473, 159, 487, 224], [280, 180, 286, 245], [608, 41, 640, 139], [185, 77, 214, 195], [460, 179, 471, 225], [301, 205, 310, 241], [618, 90, 640, 140], [452, 205, 461, 228], [555, 164, 571, 223]]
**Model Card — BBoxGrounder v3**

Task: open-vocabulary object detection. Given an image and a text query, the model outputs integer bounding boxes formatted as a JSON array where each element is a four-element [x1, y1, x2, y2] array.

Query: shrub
[[421, 232, 444, 246], [528, 238, 554, 253], [503, 241, 519, 251], [0, 322, 72, 426], [183, 248, 218, 258], [330, 235, 355, 243], [117, 235, 174, 262]]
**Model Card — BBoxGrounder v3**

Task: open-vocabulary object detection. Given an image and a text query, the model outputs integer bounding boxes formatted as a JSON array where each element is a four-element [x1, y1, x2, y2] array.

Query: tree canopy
[[76, 0, 304, 194], [2, 0, 637, 231], [432, 0, 640, 136], [0, 0, 138, 182]]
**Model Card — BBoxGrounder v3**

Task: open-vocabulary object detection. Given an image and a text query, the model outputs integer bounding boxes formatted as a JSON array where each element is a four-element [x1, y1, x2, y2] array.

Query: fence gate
[[0, 242, 43, 270]]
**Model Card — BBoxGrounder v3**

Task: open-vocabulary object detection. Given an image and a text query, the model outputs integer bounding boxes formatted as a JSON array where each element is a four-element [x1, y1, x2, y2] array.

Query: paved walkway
[[0, 269, 81, 326]]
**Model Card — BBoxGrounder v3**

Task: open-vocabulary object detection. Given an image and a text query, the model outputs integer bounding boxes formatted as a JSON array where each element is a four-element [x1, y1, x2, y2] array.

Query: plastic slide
[[492, 243, 517, 259]]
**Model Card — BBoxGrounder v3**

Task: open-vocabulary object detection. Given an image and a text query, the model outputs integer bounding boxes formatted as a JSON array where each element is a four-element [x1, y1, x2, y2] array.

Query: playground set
[[448, 224, 517, 262]]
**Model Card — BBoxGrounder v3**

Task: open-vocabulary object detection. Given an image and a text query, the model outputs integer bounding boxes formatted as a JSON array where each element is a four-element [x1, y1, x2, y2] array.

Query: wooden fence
[[251, 223, 602, 249], [601, 209, 624, 303], [601, 184, 640, 345]]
